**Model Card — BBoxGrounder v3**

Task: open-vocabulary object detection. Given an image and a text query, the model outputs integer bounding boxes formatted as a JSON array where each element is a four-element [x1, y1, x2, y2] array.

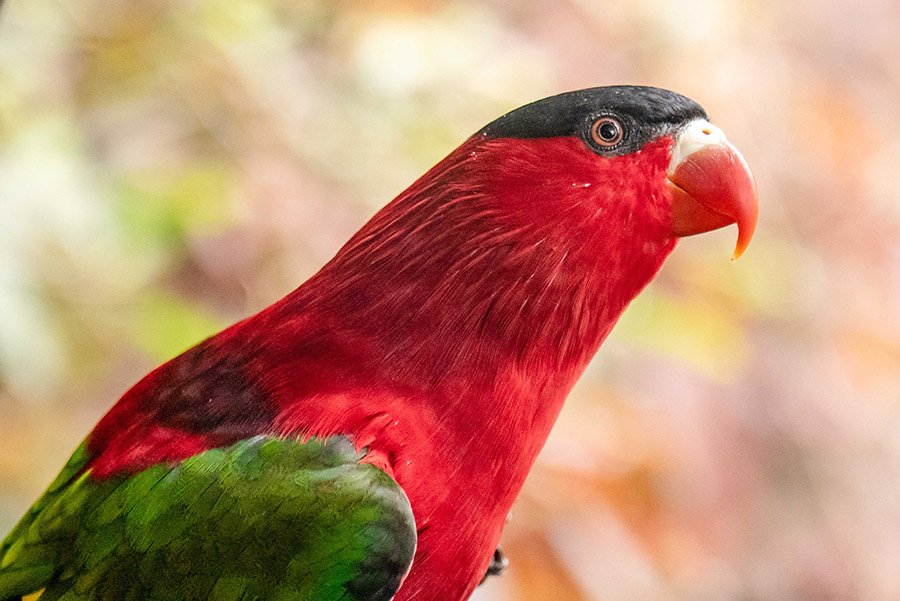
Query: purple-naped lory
[[0, 86, 757, 601]]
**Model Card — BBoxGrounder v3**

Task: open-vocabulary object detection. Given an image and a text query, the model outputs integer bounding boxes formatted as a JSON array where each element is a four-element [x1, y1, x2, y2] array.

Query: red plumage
[[82, 87, 757, 601], [86, 133, 678, 599]]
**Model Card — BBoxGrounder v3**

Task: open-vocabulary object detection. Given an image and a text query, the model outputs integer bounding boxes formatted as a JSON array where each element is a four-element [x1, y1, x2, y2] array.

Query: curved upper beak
[[667, 120, 758, 260]]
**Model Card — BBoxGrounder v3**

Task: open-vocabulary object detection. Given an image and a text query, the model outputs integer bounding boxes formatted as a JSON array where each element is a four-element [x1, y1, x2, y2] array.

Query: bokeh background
[[1, 1, 899, 599]]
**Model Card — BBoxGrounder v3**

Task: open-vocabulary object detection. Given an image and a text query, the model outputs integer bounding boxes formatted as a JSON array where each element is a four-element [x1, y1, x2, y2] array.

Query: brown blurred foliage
[[1, 1, 899, 600]]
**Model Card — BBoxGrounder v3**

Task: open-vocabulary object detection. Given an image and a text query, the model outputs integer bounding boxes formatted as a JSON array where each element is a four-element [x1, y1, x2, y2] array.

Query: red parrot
[[0, 86, 756, 601]]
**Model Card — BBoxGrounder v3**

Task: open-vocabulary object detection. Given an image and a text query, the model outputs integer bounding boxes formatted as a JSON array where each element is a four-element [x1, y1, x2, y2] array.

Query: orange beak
[[667, 121, 758, 260]]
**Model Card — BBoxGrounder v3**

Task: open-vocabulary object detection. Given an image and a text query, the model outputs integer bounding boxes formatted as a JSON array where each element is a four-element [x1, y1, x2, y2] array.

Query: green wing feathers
[[0, 437, 417, 601]]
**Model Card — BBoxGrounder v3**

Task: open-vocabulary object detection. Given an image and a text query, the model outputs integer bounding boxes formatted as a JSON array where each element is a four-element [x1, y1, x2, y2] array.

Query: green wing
[[0, 436, 416, 601]]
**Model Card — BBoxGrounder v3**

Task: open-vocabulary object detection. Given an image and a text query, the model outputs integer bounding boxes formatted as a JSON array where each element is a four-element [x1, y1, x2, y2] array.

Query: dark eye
[[590, 117, 624, 148]]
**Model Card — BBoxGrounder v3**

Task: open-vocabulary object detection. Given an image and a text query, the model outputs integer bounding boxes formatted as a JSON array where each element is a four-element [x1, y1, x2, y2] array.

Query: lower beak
[[667, 120, 758, 260]]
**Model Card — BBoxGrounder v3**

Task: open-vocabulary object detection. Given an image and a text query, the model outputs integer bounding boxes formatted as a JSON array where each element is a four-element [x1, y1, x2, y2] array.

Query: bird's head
[[476, 85, 757, 260]]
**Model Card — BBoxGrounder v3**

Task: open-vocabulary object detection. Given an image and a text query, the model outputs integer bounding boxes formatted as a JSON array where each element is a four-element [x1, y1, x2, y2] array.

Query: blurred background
[[1, 1, 899, 599]]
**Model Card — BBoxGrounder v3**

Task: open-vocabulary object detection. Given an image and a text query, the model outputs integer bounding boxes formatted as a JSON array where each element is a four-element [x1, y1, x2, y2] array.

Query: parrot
[[0, 85, 757, 601]]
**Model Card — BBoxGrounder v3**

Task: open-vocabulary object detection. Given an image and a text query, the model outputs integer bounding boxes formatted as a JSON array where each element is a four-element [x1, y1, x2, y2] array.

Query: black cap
[[479, 86, 707, 156]]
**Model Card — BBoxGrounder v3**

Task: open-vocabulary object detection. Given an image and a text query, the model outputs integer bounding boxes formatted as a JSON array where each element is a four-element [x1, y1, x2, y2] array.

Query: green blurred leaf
[[115, 165, 234, 250], [127, 291, 223, 360]]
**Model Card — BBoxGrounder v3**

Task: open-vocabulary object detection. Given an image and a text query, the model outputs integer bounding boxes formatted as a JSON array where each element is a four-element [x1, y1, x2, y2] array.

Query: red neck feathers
[[267, 133, 678, 445]]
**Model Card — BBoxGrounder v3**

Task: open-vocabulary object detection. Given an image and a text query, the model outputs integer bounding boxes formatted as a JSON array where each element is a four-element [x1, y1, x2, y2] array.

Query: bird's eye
[[590, 117, 624, 148]]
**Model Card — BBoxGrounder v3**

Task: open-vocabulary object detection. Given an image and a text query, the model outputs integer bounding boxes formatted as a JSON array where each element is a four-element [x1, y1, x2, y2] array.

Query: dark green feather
[[0, 437, 416, 601]]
